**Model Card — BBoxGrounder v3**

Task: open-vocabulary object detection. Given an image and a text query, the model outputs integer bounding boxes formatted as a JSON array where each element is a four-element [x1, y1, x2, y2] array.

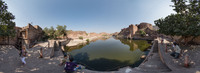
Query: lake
[[65, 37, 151, 71]]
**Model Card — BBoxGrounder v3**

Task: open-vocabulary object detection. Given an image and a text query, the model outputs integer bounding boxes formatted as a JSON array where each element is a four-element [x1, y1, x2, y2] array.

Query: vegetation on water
[[0, 0, 16, 43], [119, 38, 151, 51], [154, 0, 200, 44], [43, 25, 67, 40]]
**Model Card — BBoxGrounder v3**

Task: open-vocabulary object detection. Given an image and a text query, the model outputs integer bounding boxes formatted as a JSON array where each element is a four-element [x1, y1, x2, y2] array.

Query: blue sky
[[5, 0, 175, 33]]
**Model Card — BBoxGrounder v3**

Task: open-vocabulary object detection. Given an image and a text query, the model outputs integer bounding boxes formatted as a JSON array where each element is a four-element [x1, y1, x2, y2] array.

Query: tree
[[55, 25, 67, 38], [154, 0, 200, 44], [43, 26, 56, 39], [43, 25, 67, 39], [0, 0, 16, 44]]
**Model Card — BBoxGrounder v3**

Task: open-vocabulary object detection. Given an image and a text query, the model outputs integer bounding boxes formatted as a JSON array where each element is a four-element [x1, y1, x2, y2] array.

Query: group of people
[[19, 47, 80, 73]]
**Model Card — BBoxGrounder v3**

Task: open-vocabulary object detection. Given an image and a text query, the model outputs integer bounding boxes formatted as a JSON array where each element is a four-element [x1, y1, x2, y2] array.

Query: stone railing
[[139, 40, 158, 67], [157, 39, 186, 71], [49, 39, 70, 58]]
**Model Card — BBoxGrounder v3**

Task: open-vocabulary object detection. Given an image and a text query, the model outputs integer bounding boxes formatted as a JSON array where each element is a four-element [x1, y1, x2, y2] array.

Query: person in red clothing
[[64, 56, 77, 73]]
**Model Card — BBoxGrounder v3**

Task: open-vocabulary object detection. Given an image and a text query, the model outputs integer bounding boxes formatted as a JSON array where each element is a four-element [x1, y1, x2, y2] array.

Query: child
[[64, 56, 77, 73], [20, 48, 26, 65]]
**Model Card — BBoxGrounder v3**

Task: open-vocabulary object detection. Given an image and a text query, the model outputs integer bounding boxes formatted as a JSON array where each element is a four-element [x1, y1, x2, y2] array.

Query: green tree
[[43, 27, 49, 34], [49, 26, 56, 39], [43, 25, 67, 39], [154, 0, 200, 44], [55, 25, 67, 37], [0, 0, 16, 44], [43, 26, 56, 39]]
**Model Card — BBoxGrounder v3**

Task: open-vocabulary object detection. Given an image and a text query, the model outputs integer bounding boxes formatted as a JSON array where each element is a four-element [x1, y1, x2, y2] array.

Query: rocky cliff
[[67, 30, 88, 39], [117, 22, 157, 40], [67, 30, 111, 39], [118, 24, 138, 38]]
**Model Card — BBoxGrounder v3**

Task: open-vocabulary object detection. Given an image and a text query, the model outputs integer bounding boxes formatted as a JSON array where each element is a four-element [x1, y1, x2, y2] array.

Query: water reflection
[[117, 38, 151, 51], [73, 53, 131, 71], [65, 37, 151, 71]]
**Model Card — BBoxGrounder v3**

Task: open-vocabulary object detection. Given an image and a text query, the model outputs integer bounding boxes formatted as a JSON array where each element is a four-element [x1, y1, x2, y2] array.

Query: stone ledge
[[139, 40, 157, 67], [158, 39, 187, 71]]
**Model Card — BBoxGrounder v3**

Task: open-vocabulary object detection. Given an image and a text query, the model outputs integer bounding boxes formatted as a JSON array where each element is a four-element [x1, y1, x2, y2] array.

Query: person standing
[[20, 48, 27, 65]]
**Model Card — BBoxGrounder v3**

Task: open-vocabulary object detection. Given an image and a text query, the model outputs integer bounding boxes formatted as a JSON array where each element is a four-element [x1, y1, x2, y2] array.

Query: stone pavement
[[158, 38, 200, 73]]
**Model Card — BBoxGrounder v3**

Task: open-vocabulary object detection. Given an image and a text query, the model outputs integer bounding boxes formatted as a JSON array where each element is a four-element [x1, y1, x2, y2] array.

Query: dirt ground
[[0, 42, 65, 73]]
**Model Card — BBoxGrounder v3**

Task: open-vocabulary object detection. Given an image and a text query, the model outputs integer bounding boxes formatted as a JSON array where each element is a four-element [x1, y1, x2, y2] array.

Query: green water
[[65, 37, 151, 71]]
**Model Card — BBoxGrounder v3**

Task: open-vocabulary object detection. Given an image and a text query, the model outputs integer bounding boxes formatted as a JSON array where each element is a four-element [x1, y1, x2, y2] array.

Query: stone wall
[[0, 23, 44, 48], [173, 36, 200, 44], [21, 24, 44, 47]]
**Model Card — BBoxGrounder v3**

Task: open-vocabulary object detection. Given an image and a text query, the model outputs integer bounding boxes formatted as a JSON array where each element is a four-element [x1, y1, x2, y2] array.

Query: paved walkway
[[130, 40, 171, 73], [158, 38, 200, 73], [0, 42, 65, 73]]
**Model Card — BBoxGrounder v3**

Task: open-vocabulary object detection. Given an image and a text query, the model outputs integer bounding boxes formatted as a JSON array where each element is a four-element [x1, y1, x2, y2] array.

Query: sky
[[4, 0, 175, 33]]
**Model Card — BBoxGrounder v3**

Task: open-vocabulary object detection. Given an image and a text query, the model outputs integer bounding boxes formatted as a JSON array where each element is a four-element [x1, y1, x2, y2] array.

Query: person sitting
[[64, 57, 77, 73], [170, 43, 181, 59], [59, 55, 68, 66]]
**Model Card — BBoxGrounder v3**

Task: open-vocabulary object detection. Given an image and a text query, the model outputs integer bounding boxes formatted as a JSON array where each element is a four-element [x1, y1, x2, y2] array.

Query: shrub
[[102, 34, 107, 36], [86, 39, 90, 42], [79, 36, 83, 40], [140, 30, 146, 37]]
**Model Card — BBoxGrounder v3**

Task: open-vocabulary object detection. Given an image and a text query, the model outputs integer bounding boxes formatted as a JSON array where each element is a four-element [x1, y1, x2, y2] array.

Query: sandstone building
[[20, 24, 43, 48], [0, 23, 44, 49]]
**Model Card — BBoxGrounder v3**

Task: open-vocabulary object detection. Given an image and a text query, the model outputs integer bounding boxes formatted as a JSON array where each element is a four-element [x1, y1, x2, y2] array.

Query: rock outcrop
[[137, 22, 153, 29], [118, 24, 138, 38], [116, 22, 157, 40], [67, 30, 88, 39], [67, 30, 111, 39]]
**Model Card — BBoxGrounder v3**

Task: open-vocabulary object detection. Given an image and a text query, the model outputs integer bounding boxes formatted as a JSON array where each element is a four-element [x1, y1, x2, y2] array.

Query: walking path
[[158, 38, 200, 73], [0, 42, 66, 73]]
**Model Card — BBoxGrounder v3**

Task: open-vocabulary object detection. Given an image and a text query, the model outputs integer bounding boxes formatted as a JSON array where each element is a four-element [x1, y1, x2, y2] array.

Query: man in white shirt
[[170, 43, 181, 59]]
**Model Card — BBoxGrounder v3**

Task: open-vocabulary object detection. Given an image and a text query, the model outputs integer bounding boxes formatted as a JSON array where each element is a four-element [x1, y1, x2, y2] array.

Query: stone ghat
[[72, 39, 171, 73], [0, 38, 183, 73]]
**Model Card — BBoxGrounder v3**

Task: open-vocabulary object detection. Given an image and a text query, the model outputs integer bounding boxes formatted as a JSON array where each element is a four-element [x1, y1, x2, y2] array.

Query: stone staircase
[[133, 40, 171, 73], [136, 53, 171, 72]]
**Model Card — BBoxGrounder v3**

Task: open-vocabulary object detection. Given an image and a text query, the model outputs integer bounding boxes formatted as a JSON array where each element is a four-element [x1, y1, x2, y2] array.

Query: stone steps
[[135, 67, 170, 73], [136, 40, 171, 73]]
